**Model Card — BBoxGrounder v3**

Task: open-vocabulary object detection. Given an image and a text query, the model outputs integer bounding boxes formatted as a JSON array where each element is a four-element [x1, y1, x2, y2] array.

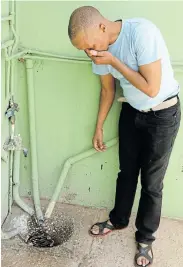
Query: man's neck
[[108, 20, 122, 46]]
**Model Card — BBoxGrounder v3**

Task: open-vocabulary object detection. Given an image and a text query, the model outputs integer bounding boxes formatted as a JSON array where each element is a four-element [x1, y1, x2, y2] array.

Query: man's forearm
[[111, 57, 156, 97], [96, 89, 115, 129]]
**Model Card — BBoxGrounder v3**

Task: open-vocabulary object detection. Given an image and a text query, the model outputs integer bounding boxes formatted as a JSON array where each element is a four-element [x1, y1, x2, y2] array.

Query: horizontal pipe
[[45, 138, 118, 218], [21, 50, 183, 67], [5, 49, 183, 70], [24, 54, 183, 70], [27, 51, 182, 67], [6, 50, 29, 61], [173, 68, 183, 73], [28, 49, 90, 62], [23, 55, 91, 64], [13, 151, 34, 215], [173, 61, 183, 66], [1, 40, 14, 49], [1, 15, 13, 22], [7, 49, 90, 63], [25, 54, 183, 69]]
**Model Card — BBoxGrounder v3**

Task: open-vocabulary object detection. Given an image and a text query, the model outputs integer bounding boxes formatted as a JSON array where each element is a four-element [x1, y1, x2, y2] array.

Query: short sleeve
[[92, 62, 110, 75], [134, 24, 162, 66]]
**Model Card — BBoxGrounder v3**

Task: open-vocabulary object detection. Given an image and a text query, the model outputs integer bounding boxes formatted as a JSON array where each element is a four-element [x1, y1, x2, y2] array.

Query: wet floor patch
[[21, 214, 74, 248]]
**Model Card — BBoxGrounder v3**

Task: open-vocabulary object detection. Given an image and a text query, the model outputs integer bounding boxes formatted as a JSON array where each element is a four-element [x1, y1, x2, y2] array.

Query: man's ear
[[99, 23, 106, 32]]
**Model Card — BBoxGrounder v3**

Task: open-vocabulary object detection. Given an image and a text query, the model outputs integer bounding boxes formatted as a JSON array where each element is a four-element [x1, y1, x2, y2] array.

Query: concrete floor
[[1, 203, 183, 267]]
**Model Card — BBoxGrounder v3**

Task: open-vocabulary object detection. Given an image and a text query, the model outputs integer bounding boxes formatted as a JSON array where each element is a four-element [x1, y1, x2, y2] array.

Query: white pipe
[[4, 48, 183, 71], [5, 47, 11, 99], [28, 49, 90, 62], [13, 150, 34, 215], [6, 50, 29, 61], [173, 61, 183, 66], [10, 19, 19, 55], [8, 0, 16, 213], [25, 59, 44, 221], [2, 0, 34, 222], [8, 151, 13, 212], [24, 53, 183, 72], [45, 138, 118, 218], [23, 55, 91, 64]]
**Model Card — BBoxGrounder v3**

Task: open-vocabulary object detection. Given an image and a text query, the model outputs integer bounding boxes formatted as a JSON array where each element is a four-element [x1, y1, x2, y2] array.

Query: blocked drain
[[25, 215, 74, 247]]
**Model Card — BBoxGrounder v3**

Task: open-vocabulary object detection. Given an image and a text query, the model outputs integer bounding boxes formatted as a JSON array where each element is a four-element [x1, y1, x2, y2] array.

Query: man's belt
[[117, 96, 178, 112]]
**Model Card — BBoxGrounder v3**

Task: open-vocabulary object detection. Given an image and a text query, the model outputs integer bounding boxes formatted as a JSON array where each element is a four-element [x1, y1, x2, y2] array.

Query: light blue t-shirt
[[92, 18, 179, 111]]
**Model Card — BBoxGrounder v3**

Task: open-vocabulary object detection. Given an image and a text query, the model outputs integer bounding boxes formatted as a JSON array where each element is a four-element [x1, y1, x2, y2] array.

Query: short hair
[[68, 6, 102, 40]]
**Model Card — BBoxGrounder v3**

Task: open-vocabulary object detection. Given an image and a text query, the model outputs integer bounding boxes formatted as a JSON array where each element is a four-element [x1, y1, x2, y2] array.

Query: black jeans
[[109, 99, 181, 244]]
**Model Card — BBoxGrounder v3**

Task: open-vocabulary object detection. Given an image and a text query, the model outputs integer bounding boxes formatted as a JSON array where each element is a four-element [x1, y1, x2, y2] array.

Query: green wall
[[2, 1, 183, 220]]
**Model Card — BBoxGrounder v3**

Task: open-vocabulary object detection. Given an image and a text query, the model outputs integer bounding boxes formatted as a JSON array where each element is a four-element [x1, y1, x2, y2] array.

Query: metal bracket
[[3, 97, 28, 157], [3, 135, 28, 157], [5, 97, 19, 122]]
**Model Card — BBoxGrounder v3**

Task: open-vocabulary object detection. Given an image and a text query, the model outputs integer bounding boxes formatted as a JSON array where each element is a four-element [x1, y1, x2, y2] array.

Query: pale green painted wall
[[1, 1, 183, 220]]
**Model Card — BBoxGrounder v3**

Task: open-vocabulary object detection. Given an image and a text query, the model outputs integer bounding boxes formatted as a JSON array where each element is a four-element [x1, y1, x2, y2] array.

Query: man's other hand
[[93, 128, 106, 152]]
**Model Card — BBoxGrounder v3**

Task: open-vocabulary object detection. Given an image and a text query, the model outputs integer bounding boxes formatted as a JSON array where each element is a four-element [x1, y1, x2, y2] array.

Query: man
[[68, 6, 181, 267]]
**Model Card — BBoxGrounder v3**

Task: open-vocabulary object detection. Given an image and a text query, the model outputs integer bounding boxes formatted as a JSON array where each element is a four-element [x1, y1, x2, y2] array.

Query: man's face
[[72, 24, 110, 56]]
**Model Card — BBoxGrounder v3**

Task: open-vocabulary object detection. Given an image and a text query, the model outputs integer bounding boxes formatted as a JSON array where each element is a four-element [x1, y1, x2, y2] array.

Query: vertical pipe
[[25, 59, 43, 221], [8, 151, 13, 212], [9, 60, 15, 96], [10, 0, 19, 56], [9, 0, 19, 97], [5, 48, 11, 98], [2, 0, 34, 219], [7, 0, 16, 214], [8, 48, 14, 214], [4, 46, 12, 214], [13, 150, 34, 215]]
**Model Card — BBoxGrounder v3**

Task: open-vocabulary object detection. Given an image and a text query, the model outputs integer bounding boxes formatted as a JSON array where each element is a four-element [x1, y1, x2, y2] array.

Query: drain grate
[[25, 215, 74, 248]]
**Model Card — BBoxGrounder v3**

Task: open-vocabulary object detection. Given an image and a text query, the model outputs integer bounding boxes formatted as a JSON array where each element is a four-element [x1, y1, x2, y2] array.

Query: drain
[[25, 215, 74, 248]]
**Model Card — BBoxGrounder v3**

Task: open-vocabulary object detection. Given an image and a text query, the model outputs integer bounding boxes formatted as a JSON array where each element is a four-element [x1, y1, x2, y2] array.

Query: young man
[[68, 6, 181, 267]]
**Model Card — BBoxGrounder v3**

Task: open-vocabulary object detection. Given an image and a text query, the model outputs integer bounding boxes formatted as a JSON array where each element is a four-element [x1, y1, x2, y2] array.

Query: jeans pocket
[[153, 102, 181, 121], [150, 103, 181, 129]]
